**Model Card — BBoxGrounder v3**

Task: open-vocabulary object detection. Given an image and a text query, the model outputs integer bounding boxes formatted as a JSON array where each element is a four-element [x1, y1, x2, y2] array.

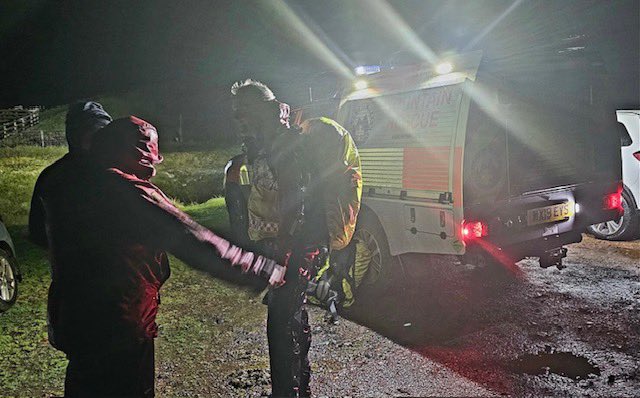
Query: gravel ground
[[156, 234, 640, 397]]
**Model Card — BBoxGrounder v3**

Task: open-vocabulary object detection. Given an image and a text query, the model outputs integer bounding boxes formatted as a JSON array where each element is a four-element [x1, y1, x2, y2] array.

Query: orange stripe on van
[[453, 147, 463, 206], [402, 147, 451, 191]]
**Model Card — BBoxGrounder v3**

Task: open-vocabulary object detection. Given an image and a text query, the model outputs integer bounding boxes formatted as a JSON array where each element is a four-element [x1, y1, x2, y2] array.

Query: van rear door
[[338, 79, 472, 255]]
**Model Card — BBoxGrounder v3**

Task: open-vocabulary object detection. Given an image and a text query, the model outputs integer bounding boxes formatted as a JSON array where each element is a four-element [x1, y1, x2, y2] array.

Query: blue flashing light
[[354, 65, 381, 76]]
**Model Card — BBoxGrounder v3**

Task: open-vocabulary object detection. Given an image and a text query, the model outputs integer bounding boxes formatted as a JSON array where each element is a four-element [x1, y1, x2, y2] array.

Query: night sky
[[1, 0, 638, 126]]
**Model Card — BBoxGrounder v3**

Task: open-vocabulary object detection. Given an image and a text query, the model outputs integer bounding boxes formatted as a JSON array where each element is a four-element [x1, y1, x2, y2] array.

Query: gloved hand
[[250, 255, 286, 287], [219, 243, 286, 287], [306, 278, 340, 324]]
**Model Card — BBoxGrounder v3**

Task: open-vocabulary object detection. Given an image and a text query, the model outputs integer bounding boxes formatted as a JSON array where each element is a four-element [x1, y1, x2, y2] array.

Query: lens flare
[[354, 79, 369, 90], [262, 0, 354, 80], [435, 62, 454, 75]]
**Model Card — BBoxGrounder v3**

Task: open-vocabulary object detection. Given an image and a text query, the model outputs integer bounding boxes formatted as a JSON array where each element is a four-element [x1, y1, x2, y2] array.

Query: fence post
[[40, 130, 45, 147]]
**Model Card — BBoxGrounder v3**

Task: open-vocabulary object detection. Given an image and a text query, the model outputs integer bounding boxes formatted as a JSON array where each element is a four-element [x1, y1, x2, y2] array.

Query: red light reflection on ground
[[415, 345, 514, 395], [474, 239, 525, 278]]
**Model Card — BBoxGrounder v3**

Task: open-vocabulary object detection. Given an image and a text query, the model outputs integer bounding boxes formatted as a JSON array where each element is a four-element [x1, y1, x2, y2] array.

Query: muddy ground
[[156, 234, 639, 397]]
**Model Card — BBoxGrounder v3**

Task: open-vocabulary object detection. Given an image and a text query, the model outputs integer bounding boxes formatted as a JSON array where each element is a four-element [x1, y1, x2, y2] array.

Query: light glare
[[354, 80, 369, 90], [436, 62, 454, 75], [264, 1, 354, 80]]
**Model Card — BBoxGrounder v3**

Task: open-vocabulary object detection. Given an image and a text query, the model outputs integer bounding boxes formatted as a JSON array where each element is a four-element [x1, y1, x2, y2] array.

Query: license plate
[[527, 202, 574, 226]]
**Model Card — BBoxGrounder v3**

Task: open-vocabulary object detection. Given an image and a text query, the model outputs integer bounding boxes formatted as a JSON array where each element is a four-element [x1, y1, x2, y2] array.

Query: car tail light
[[633, 151, 640, 161], [462, 220, 488, 240], [603, 191, 623, 211]]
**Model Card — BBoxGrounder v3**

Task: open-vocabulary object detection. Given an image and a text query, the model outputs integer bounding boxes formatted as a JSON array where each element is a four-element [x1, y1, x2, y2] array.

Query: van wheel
[[353, 211, 392, 289], [0, 249, 18, 313], [588, 191, 639, 241]]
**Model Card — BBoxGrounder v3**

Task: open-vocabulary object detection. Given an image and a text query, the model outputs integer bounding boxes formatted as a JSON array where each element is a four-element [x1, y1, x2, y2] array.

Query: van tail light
[[603, 191, 623, 212], [462, 220, 488, 240], [633, 151, 640, 162]]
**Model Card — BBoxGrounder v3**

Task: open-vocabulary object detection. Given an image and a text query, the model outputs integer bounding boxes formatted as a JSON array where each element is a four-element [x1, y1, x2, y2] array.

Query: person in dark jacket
[[231, 79, 361, 398], [37, 115, 285, 397], [232, 80, 313, 398], [29, 100, 112, 246]]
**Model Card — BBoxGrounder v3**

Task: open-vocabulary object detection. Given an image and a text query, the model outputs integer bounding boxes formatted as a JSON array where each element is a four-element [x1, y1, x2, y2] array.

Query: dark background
[[1, 0, 638, 141]]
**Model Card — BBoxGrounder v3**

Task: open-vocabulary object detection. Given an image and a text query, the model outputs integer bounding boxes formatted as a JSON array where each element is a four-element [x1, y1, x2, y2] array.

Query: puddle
[[509, 352, 601, 380]]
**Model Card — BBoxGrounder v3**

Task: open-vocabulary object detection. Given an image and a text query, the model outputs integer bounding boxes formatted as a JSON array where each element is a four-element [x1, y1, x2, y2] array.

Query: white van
[[588, 110, 640, 240], [296, 50, 622, 276]]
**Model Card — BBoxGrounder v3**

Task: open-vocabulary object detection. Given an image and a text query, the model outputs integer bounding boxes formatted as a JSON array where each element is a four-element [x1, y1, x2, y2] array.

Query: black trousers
[[267, 278, 311, 398], [64, 339, 155, 398]]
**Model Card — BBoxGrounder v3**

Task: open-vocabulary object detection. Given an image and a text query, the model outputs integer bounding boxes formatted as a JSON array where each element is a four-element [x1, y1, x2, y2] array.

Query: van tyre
[[588, 190, 639, 241], [0, 249, 18, 313], [353, 210, 392, 290]]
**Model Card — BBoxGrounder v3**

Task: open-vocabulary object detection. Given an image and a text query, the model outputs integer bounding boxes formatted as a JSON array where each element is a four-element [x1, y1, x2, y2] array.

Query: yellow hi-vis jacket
[[299, 117, 362, 250], [247, 117, 362, 251]]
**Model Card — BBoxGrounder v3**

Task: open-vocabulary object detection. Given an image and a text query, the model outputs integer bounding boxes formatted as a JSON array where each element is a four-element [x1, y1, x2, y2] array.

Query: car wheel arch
[[622, 184, 639, 212], [0, 241, 14, 258]]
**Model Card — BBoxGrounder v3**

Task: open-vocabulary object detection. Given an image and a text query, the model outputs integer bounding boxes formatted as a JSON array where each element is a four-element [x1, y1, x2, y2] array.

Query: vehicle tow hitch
[[539, 247, 568, 270]]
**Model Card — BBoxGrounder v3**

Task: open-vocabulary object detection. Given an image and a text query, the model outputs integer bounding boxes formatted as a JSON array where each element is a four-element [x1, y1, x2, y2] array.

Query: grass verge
[[0, 145, 240, 226]]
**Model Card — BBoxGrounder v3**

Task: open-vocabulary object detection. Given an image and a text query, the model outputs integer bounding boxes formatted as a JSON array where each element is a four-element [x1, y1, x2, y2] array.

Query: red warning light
[[462, 220, 488, 240], [603, 191, 622, 211]]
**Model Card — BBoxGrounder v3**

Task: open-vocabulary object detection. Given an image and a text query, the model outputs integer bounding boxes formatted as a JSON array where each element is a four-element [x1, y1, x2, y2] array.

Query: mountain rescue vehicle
[[293, 50, 622, 285]]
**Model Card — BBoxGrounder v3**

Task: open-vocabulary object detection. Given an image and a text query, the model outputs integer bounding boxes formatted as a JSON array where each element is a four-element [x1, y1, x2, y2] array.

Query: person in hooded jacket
[[37, 115, 286, 397], [29, 100, 112, 247]]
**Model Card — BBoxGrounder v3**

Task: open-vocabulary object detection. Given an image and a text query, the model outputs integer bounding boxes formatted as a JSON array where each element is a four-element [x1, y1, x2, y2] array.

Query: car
[[588, 110, 640, 240], [0, 216, 21, 313]]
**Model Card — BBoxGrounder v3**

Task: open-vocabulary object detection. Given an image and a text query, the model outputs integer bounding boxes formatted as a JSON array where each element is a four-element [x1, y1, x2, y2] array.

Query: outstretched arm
[[112, 171, 285, 290]]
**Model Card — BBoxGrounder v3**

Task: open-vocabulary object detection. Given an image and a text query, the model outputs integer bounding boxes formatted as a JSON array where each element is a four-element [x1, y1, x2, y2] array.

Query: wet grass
[[0, 145, 240, 226], [0, 224, 67, 396], [0, 146, 67, 226], [0, 146, 261, 397], [153, 146, 239, 204]]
